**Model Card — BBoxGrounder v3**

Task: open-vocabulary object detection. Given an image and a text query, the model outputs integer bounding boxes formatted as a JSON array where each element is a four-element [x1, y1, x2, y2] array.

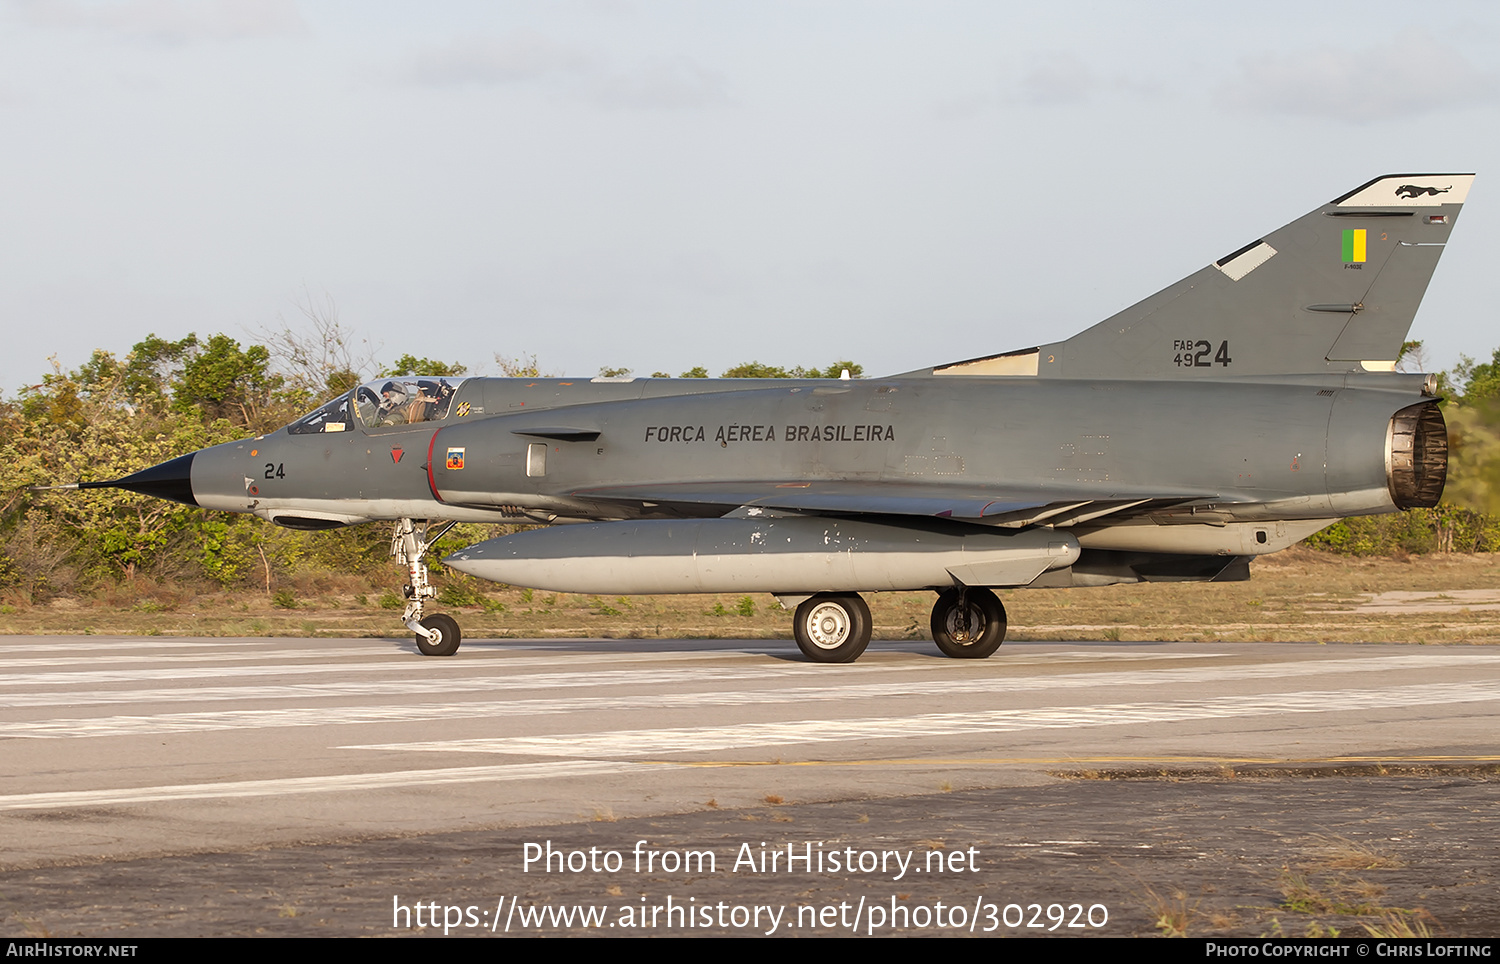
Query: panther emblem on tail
[[1395, 184, 1451, 199]]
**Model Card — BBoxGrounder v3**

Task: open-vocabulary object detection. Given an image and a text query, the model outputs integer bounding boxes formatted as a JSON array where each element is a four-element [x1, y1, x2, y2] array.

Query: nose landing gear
[[392, 518, 463, 656], [415, 612, 461, 657]]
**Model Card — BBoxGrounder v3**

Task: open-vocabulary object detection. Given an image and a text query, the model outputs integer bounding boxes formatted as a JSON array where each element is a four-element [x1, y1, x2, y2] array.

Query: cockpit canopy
[[287, 377, 469, 435]]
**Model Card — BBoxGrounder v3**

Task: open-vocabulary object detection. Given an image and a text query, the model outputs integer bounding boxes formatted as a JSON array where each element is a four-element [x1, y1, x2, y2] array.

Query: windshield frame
[[286, 392, 355, 435]]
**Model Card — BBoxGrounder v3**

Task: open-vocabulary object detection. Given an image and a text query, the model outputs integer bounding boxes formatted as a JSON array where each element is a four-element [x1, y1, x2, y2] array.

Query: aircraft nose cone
[[80, 452, 198, 506]]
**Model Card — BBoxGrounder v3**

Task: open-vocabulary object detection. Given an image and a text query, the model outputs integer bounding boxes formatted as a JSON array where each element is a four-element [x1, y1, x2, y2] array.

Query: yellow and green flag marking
[[1341, 228, 1367, 263]]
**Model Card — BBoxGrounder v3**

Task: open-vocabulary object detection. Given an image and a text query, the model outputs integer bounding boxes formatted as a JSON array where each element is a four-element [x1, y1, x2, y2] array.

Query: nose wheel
[[930, 587, 1006, 658], [415, 613, 462, 657], [792, 593, 872, 663], [392, 518, 463, 656]]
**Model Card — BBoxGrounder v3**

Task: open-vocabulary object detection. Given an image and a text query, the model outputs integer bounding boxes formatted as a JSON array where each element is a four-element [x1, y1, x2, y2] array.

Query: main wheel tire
[[930, 588, 1006, 658], [416, 612, 462, 657], [792, 594, 872, 663]]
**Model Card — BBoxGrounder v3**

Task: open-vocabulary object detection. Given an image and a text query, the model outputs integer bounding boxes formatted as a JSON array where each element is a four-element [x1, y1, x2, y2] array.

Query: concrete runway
[[3, 634, 1499, 936]]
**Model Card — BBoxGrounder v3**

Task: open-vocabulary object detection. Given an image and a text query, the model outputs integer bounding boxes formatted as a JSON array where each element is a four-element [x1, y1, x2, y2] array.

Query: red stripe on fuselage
[[426, 429, 444, 503]]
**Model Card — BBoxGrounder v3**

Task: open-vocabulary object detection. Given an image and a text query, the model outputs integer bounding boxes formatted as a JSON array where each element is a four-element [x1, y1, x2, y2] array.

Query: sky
[[2, 0, 1498, 394]]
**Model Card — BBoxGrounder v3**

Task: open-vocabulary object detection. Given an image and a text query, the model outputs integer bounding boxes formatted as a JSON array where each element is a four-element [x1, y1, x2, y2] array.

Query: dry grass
[[1205, 909, 1241, 930], [1278, 869, 1409, 918], [1279, 873, 1361, 915], [3, 549, 1499, 643], [1142, 885, 1197, 937], [1012, 548, 1500, 645], [1363, 910, 1437, 938], [1270, 842, 1435, 938], [1299, 835, 1406, 872]]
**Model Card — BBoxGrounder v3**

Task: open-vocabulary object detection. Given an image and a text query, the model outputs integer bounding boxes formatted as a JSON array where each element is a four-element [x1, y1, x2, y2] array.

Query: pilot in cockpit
[[376, 381, 409, 425]]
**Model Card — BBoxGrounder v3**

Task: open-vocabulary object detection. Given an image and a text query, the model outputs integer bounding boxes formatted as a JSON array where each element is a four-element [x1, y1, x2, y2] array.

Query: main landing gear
[[392, 518, 463, 656], [792, 593, 872, 663], [788, 587, 1008, 663], [929, 587, 1007, 658]]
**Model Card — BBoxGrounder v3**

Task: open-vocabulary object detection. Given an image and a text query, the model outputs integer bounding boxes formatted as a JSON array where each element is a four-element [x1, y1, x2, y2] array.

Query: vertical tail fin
[[1024, 174, 1475, 379]]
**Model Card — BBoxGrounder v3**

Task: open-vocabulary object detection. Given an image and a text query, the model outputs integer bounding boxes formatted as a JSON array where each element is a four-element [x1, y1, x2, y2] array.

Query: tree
[[122, 334, 199, 407], [1453, 349, 1500, 405], [812, 360, 863, 379], [173, 334, 280, 427], [255, 292, 377, 406], [720, 360, 864, 378], [384, 355, 468, 378], [721, 361, 790, 378], [495, 354, 550, 377], [2, 367, 245, 581]]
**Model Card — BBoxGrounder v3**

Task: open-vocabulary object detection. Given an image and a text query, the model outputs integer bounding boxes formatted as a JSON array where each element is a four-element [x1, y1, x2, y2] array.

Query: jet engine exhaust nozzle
[[1387, 401, 1447, 510]]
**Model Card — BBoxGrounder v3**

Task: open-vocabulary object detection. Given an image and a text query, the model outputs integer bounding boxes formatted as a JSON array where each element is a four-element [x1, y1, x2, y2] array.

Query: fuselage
[[185, 371, 1442, 545]]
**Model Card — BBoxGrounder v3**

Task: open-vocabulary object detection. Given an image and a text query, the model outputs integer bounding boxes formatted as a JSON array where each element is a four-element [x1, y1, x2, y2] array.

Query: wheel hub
[[806, 603, 851, 649], [945, 605, 983, 644]]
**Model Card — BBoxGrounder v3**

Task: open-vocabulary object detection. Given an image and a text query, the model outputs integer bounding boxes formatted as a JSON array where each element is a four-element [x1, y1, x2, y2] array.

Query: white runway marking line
[[0, 648, 1225, 690], [0, 662, 954, 701], [0, 761, 670, 811], [0, 650, 1484, 711], [0, 644, 963, 686], [344, 681, 1500, 758], [0, 667, 903, 710], [17, 639, 299, 653], [0, 645, 807, 670], [0, 650, 783, 687], [0, 648, 425, 668], [4, 653, 1495, 736]]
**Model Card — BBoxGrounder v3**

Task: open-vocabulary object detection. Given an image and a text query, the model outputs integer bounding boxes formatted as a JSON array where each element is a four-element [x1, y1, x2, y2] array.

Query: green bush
[[1302, 504, 1500, 555]]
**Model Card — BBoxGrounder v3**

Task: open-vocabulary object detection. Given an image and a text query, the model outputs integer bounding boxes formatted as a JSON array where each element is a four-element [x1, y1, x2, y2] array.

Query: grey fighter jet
[[75, 173, 1471, 660]]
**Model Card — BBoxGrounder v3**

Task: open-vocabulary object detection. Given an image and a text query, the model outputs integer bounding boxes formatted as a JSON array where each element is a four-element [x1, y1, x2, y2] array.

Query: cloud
[[398, 33, 730, 111], [1017, 52, 1096, 106], [930, 92, 996, 120], [1217, 33, 1497, 123], [14, 0, 306, 43], [986, 53, 1159, 111], [400, 32, 592, 87], [589, 56, 730, 110]]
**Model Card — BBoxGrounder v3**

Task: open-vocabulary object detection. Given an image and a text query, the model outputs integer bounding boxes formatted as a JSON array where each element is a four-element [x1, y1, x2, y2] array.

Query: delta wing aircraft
[[74, 174, 1469, 660]]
